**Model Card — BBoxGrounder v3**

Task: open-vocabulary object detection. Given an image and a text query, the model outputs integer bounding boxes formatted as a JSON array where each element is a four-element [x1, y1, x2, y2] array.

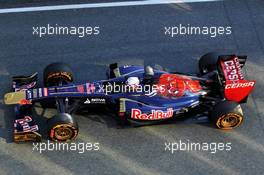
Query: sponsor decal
[[77, 85, 84, 93], [44, 88, 48, 96], [225, 81, 255, 89], [33, 89, 37, 98], [84, 98, 106, 104], [14, 116, 39, 133], [222, 57, 244, 81], [131, 108, 173, 120], [26, 90, 32, 99], [224, 79, 256, 102], [38, 88, 43, 97], [84, 98, 91, 104], [221, 57, 256, 102], [91, 84, 95, 92], [86, 83, 90, 93], [86, 83, 95, 94]]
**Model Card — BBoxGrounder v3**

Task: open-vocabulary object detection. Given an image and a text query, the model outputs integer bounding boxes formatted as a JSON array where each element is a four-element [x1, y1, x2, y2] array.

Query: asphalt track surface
[[0, 0, 264, 175]]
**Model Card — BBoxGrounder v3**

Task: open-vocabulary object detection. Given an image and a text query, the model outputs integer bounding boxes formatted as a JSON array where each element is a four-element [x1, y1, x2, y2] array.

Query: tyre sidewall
[[210, 101, 243, 129], [43, 62, 74, 86], [47, 113, 79, 142]]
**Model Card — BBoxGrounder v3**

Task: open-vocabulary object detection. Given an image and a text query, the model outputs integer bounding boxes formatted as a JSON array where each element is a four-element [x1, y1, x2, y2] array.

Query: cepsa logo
[[223, 57, 244, 81], [131, 108, 174, 120], [225, 81, 255, 89]]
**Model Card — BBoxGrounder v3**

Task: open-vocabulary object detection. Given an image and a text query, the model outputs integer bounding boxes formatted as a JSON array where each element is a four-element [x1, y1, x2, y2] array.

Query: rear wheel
[[47, 113, 79, 142], [199, 52, 220, 75], [210, 101, 243, 130]]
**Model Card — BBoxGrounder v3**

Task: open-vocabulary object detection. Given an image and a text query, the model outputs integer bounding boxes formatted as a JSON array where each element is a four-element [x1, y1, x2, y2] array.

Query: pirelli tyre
[[199, 52, 220, 75], [47, 113, 79, 142], [210, 101, 244, 130], [43, 62, 74, 87]]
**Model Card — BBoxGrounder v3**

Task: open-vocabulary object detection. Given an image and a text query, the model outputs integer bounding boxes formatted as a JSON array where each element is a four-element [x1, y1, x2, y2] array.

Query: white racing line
[[0, 0, 222, 14]]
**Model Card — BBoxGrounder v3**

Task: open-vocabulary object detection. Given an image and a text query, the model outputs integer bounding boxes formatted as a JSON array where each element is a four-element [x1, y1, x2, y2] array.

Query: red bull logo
[[131, 108, 174, 120]]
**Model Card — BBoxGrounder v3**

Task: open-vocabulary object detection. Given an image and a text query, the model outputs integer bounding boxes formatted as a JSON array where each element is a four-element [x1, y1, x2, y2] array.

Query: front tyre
[[42, 63, 74, 108], [43, 62, 74, 87], [211, 101, 243, 130], [47, 113, 79, 142]]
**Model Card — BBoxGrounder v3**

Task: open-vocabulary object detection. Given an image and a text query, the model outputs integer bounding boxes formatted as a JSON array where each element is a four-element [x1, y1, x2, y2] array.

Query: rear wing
[[218, 55, 256, 103]]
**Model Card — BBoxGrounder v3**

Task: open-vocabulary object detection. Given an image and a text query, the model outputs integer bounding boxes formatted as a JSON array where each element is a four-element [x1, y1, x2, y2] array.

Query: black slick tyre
[[210, 101, 244, 130], [47, 113, 79, 142], [43, 62, 74, 87]]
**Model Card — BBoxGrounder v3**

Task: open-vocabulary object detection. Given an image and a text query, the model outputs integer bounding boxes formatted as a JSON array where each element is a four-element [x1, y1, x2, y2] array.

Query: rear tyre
[[47, 113, 79, 142], [43, 62, 74, 87], [210, 101, 243, 130], [199, 52, 220, 75]]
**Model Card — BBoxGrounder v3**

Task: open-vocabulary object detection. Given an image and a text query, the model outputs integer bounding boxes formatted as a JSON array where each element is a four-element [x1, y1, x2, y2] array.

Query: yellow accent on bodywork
[[4, 91, 26, 105], [119, 98, 126, 112]]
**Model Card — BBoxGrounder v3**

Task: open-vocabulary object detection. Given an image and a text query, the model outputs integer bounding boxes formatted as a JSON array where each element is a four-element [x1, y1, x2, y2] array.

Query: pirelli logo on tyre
[[47, 72, 72, 81]]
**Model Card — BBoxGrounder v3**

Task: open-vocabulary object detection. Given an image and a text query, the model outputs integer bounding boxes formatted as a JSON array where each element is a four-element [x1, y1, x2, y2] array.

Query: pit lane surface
[[0, 0, 264, 174]]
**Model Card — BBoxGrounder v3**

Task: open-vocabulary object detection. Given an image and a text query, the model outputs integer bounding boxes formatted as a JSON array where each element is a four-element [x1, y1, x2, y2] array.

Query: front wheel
[[41, 63, 74, 108], [210, 101, 244, 130], [43, 62, 74, 87], [47, 113, 79, 142]]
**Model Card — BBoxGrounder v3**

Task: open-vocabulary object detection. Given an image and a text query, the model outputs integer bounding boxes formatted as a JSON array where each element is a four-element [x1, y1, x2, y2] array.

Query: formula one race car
[[4, 53, 256, 142]]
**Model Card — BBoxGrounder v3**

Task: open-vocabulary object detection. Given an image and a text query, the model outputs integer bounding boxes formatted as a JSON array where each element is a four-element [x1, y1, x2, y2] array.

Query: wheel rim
[[52, 124, 76, 141], [216, 113, 243, 129]]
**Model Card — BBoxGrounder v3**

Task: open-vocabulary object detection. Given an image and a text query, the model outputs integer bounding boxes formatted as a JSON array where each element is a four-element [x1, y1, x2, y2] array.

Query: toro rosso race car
[[4, 53, 256, 142]]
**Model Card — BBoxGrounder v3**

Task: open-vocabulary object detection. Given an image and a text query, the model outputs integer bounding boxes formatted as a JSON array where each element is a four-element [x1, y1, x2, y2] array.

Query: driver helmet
[[126, 77, 140, 88]]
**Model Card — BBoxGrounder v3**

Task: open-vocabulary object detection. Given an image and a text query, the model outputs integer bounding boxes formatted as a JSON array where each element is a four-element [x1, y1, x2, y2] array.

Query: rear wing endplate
[[218, 55, 256, 103]]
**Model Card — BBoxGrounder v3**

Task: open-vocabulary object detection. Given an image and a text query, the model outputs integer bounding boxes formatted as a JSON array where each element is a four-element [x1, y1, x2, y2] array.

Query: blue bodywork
[[10, 64, 207, 142], [23, 65, 204, 121]]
